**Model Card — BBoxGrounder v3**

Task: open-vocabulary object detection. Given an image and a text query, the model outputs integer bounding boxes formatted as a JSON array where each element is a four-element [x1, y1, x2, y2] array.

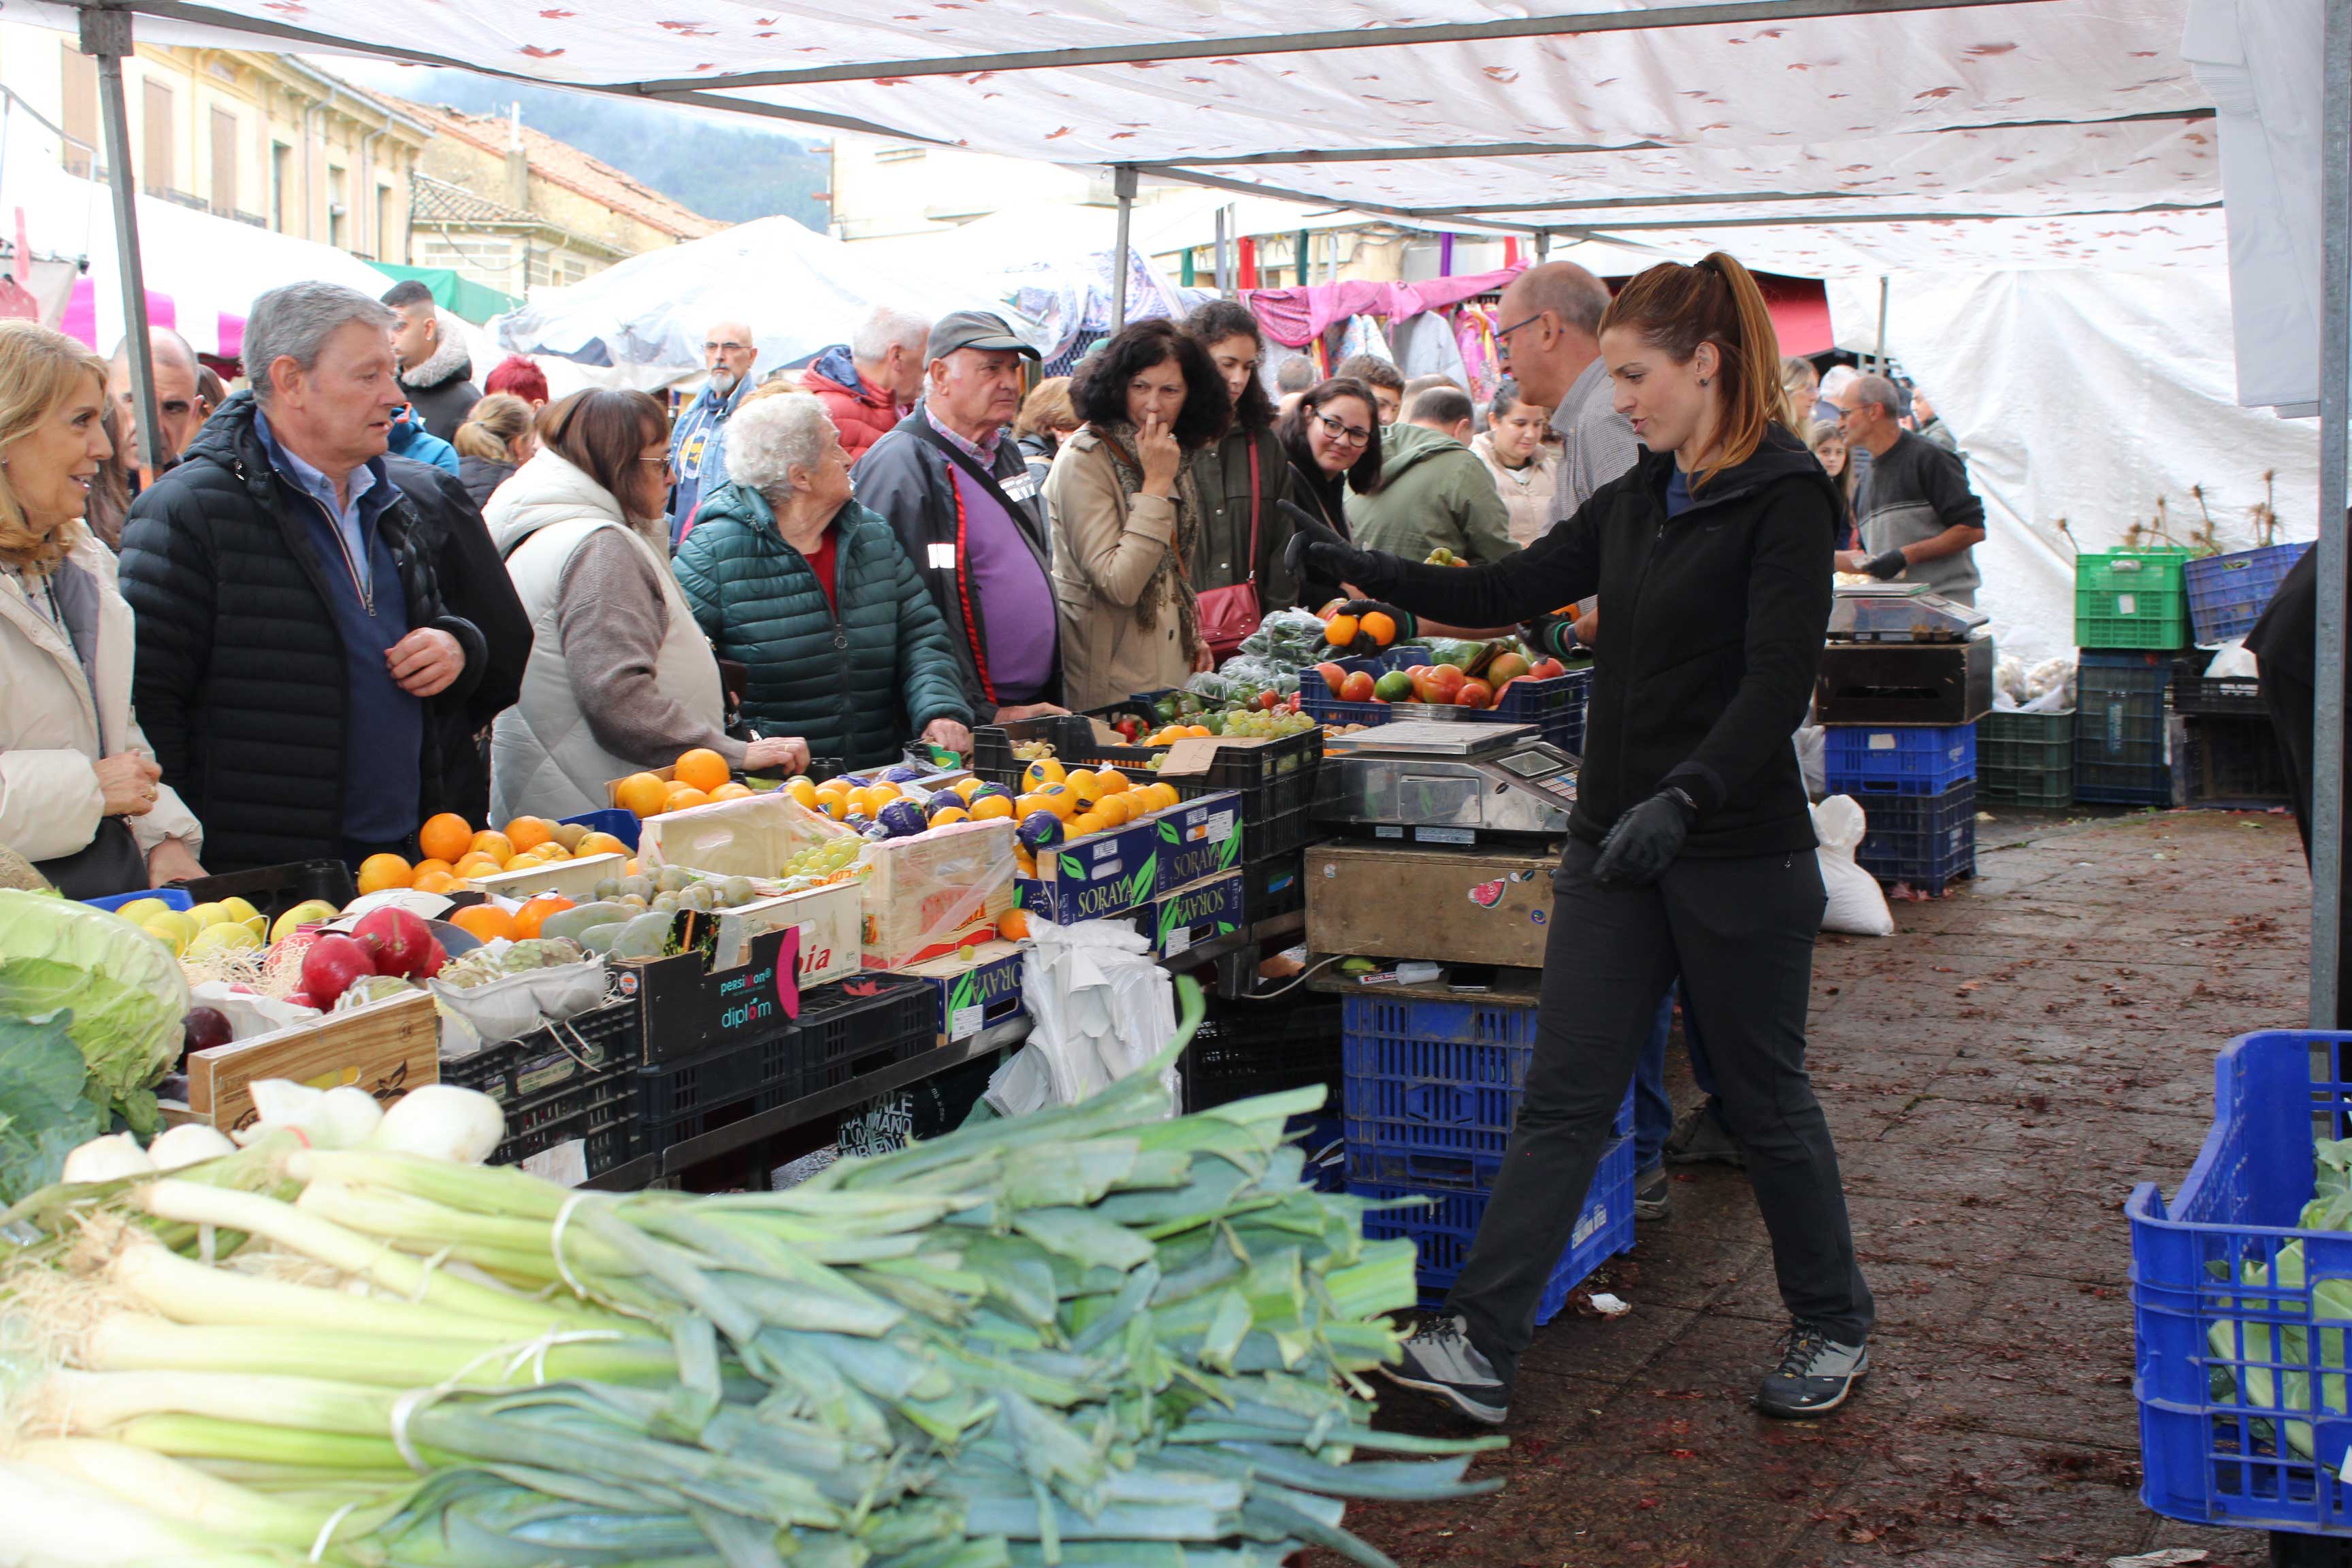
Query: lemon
[[189, 921, 263, 956], [110, 896, 170, 926], [142, 915, 194, 955], [216, 896, 263, 926]]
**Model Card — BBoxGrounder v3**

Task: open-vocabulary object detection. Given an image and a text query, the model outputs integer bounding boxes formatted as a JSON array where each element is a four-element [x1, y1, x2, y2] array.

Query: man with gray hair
[[1833, 372, 1987, 604], [107, 327, 204, 487], [802, 306, 932, 463], [118, 280, 491, 871], [667, 318, 759, 542], [1492, 260, 1635, 518]]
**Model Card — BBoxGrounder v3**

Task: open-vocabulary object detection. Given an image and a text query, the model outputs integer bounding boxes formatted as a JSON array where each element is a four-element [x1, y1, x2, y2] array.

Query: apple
[[1339, 670, 1377, 703]]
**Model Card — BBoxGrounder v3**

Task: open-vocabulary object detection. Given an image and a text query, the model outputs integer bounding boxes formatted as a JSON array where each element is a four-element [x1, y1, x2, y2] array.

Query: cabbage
[[0, 890, 189, 1133]]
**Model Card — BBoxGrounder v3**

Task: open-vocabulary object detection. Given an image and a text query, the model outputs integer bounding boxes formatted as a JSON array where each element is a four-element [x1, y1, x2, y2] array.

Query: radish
[[297, 934, 376, 1008], [350, 907, 446, 980]]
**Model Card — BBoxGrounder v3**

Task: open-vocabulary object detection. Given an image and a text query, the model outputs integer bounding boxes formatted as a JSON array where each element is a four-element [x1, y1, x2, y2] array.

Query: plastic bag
[[858, 819, 1017, 968], [188, 981, 321, 1040], [639, 789, 852, 877], [1237, 608, 1328, 669], [2206, 639, 2260, 679], [987, 919, 1177, 1115], [1997, 654, 2078, 713], [430, 956, 609, 1056], [1813, 795, 1893, 937]]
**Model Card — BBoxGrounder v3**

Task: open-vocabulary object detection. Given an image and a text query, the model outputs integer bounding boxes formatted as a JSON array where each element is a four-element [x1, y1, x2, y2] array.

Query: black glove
[[1592, 786, 1699, 887], [1335, 599, 1418, 642], [1280, 502, 1396, 595], [1864, 546, 1908, 581]]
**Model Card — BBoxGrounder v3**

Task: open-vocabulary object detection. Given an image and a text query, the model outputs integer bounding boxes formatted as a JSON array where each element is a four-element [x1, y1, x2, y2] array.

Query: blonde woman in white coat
[[0, 323, 202, 894]]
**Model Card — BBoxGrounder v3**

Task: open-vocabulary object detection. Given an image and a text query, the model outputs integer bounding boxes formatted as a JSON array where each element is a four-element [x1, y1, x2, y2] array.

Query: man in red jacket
[[803, 307, 930, 462]]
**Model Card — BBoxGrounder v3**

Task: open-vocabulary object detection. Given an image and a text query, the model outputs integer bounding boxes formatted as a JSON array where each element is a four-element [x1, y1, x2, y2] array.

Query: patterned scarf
[[1087, 422, 1205, 653]]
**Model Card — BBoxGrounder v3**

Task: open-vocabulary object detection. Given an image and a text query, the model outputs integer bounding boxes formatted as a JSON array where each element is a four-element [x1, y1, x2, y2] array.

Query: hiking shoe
[[1663, 1098, 1746, 1169], [1753, 1321, 1870, 1419], [1634, 1162, 1671, 1222], [1379, 1314, 1509, 1425]]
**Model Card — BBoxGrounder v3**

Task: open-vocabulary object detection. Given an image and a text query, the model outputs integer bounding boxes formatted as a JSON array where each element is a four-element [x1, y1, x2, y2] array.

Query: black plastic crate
[[1976, 710, 2074, 808], [2170, 655, 2266, 717], [638, 1030, 816, 1133], [175, 859, 355, 921], [1855, 782, 1975, 894], [1241, 849, 1307, 922], [973, 720, 1314, 864], [1183, 996, 1343, 1112], [490, 1069, 638, 1177], [2179, 715, 2293, 810], [808, 973, 940, 1089], [970, 716, 1098, 789], [2074, 651, 2176, 806], [442, 1000, 642, 1103]]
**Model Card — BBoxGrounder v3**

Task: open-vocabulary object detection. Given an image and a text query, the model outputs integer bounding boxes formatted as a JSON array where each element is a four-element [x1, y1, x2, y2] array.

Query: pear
[[111, 896, 171, 926], [188, 921, 262, 956], [216, 896, 263, 926]]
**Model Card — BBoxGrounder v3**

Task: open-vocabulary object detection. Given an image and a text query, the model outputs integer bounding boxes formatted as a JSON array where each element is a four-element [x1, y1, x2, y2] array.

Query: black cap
[[926, 310, 1038, 362]]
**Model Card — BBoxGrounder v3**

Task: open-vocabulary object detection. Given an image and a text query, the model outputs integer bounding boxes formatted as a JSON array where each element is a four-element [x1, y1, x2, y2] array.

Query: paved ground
[[1333, 806, 2315, 1568]]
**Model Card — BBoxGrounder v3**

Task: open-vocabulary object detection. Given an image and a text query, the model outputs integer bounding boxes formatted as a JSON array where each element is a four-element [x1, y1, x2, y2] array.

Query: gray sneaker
[[1753, 1320, 1869, 1419], [1634, 1162, 1671, 1222], [1380, 1313, 1509, 1425], [1663, 1098, 1746, 1169]]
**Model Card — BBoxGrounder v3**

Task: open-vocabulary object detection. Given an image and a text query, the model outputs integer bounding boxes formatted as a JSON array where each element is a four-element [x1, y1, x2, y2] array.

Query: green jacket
[[672, 487, 973, 768], [1184, 425, 1298, 607], [1343, 422, 1517, 565]]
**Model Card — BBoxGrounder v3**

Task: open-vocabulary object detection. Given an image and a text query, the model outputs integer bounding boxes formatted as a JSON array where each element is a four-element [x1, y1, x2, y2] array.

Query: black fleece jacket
[[1356, 423, 1838, 858]]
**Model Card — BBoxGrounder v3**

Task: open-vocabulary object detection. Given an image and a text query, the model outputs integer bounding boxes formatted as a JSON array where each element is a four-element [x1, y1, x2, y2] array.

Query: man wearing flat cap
[[853, 312, 1066, 724]]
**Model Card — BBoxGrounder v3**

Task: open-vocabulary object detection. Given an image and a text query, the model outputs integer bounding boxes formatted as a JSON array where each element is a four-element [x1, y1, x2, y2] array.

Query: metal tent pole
[[1109, 164, 1136, 332], [1874, 277, 1891, 372], [2313, 0, 2352, 1029], [1535, 230, 1552, 260], [81, 6, 161, 477]]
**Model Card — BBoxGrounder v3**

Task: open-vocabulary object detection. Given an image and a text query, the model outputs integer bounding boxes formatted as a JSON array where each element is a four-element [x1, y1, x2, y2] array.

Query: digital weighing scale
[[1827, 581, 1991, 643], [1817, 584, 1995, 724], [1313, 721, 1580, 844]]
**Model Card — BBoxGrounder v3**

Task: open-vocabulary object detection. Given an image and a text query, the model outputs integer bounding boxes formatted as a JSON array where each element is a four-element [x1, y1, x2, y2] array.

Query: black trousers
[[1448, 837, 1875, 1382]]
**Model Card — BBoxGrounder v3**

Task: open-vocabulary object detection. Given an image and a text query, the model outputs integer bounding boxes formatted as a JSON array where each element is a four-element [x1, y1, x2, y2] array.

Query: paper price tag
[[1164, 923, 1195, 956], [949, 1002, 983, 1041]]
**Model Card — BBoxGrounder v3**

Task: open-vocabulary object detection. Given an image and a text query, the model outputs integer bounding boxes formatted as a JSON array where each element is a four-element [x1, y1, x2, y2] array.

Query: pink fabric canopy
[[1247, 263, 1526, 349]]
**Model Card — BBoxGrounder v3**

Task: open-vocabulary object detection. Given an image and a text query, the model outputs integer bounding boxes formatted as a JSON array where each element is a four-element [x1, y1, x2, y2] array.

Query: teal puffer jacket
[[672, 487, 973, 768]]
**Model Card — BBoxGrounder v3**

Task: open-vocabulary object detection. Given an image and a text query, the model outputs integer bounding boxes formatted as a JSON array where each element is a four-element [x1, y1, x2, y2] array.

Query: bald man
[[667, 318, 759, 540], [1492, 261, 1635, 517], [108, 329, 206, 486]]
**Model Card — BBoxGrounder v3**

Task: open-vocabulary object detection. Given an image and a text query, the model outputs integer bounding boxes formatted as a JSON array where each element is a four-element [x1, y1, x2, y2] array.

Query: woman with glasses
[[487, 389, 807, 821], [1288, 251, 1874, 1429], [1043, 318, 1232, 712], [1273, 377, 1383, 609]]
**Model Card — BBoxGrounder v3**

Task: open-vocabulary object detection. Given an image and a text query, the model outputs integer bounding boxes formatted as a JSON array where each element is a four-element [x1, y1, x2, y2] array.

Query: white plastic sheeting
[[1829, 267, 2319, 666]]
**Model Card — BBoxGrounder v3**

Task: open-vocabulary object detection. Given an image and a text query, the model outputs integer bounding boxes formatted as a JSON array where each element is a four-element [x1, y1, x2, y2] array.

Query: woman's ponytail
[[1600, 249, 1788, 489]]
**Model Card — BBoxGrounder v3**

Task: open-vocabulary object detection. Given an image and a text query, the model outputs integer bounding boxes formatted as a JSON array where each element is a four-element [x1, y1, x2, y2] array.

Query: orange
[[453, 852, 504, 880], [1146, 782, 1183, 811], [664, 785, 711, 814], [356, 853, 412, 895], [998, 909, 1030, 941], [450, 904, 518, 943], [710, 781, 753, 802], [1324, 612, 1359, 647], [469, 830, 514, 864], [930, 804, 968, 826], [513, 895, 574, 939], [970, 794, 1013, 821], [1359, 610, 1397, 647], [411, 870, 461, 896], [1094, 768, 1130, 795], [575, 832, 630, 858], [504, 817, 553, 853], [1022, 758, 1066, 789], [1013, 792, 1047, 820], [615, 772, 671, 819], [952, 776, 984, 800], [865, 781, 902, 808], [412, 858, 455, 881], [811, 791, 849, 821], [1069, 811, 1109, 838], [1182, 725, 1209, 738], [1094, 793, 1132, 827], [674, 747, 732, 794], [418, 813, 474, 865], [1036, 784, 1077, 820], [784, 777, 819, 809]]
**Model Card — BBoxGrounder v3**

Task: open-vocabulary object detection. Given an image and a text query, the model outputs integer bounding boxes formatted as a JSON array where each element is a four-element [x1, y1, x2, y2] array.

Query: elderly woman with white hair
[[672, 391, 973, 768]]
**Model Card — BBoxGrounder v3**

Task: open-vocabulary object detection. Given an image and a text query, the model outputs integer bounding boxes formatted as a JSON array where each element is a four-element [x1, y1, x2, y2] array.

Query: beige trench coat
[[1043, 428, 1203, 713]]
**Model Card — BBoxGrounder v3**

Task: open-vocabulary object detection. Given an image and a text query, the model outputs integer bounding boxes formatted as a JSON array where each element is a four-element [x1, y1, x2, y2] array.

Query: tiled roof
[[376, 93, 725, 242], [409, 174, 536, 227]]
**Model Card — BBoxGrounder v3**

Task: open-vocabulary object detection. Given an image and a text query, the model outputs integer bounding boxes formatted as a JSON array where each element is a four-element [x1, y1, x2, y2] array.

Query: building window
[[327, 164, 346, 249], [59, 45, 96, 178], [140, 78, 172, 197], [271, 142, 290, 231], [209, 108, 237, 217]]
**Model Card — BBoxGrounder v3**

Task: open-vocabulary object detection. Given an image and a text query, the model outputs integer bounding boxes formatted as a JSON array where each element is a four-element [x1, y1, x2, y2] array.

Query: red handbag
[[1195, 440, 1264, 660]]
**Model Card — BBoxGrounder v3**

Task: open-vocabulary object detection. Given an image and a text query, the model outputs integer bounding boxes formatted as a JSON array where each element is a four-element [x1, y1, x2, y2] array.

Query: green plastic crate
[[1976, 710, 2074, 808], [2076, 549, 2192, 649]]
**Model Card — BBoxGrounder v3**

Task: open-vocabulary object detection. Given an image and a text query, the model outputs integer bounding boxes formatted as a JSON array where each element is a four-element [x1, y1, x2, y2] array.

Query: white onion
[[61, 1134, 156, 1186], [365, 1085, 505, 1164], [314, 1086, 386, 1149], [143, 1124, 237, 1171]]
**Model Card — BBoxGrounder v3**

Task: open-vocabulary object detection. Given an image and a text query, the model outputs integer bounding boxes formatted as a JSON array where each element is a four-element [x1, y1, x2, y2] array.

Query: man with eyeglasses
[[1831, 372, 1984, 605], [1490, 262, 1635, 518], [667, 320, 759, 543], [108, 329, 207, 489]]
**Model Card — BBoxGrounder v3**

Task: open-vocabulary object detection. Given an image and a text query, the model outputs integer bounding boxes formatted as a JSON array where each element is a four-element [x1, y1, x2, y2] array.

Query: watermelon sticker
[[1468, 879, 1506, 909]]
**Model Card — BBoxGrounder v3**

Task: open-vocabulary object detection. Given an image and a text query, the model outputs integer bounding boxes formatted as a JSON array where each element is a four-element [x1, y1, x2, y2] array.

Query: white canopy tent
[[12, 0, 2344, 1018]]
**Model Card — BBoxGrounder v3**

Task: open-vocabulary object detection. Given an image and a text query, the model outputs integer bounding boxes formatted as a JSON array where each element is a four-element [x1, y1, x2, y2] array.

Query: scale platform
[[1316, 721, 1580, 843], [1828, 583, 1991, 644]]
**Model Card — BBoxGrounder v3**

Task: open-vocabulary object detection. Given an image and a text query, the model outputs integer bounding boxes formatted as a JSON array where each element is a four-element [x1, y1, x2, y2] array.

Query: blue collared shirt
[[255, 408, 389, 591]]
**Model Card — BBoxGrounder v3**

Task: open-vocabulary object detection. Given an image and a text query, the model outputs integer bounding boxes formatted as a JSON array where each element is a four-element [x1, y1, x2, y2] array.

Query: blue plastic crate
[[1355, 1133, 1635, 1320], [1823, 723, 1977, 796], [1340, 995, 1633, 1179], [559, 808, 641, 851], [83, 887, 194, 913], [1298, 656, 1404, 729], [2185, 542, 2313, 646], [2132, 1030, 2352, 1538], [1855, 781, 1975, 894]]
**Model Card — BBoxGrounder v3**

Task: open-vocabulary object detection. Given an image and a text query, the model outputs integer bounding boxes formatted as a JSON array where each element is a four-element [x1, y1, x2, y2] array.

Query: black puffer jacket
[[457, 455, 515, 510], [1357, 423, 1838, 858], [117, 393, 489, 871]]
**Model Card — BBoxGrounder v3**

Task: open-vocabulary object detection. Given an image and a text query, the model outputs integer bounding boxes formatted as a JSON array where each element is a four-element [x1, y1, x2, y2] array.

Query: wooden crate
[[186, 991, 439, 1135], [1305, 842, 1558, 968]]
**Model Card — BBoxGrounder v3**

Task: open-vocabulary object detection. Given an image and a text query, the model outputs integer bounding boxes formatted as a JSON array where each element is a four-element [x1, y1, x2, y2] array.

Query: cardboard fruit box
[[860, 819, 1017, 969], [901, 937, 1028, 1047]]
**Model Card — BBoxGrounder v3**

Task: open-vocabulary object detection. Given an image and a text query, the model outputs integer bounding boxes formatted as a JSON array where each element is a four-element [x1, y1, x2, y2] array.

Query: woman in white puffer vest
[[485, 390, 806, 821]]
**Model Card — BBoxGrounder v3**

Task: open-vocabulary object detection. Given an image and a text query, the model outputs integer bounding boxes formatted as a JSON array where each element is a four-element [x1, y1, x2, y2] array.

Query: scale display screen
[[1493, 748, 1568, 781]]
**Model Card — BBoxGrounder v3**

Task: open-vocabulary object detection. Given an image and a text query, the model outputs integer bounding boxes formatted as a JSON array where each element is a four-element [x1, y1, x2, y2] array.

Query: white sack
[[987, 920, 1176, 1117], [1814, 796, 1895, 938], [2205, 640, 2261, 678]]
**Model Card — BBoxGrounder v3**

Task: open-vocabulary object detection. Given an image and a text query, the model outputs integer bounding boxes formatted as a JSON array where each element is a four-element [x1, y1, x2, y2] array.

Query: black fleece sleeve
[[1923, 443, 1986, 534], [1353, 489, 1604, 627], [1659, 483, 1835, 818], [421, 467, 532, 728]]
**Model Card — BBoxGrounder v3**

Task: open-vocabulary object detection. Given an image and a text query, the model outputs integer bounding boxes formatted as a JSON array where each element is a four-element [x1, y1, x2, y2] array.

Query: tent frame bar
[[2315, 0, 2352, 1028], [625, 0, 2052, 96], [80, 5, 161, 477], [1110, 165, 1137, 333]]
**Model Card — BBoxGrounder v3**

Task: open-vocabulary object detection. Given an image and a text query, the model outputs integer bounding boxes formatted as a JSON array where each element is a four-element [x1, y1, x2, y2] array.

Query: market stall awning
[[366, 262, 521, 326], [15, 0, 2221, 274]]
